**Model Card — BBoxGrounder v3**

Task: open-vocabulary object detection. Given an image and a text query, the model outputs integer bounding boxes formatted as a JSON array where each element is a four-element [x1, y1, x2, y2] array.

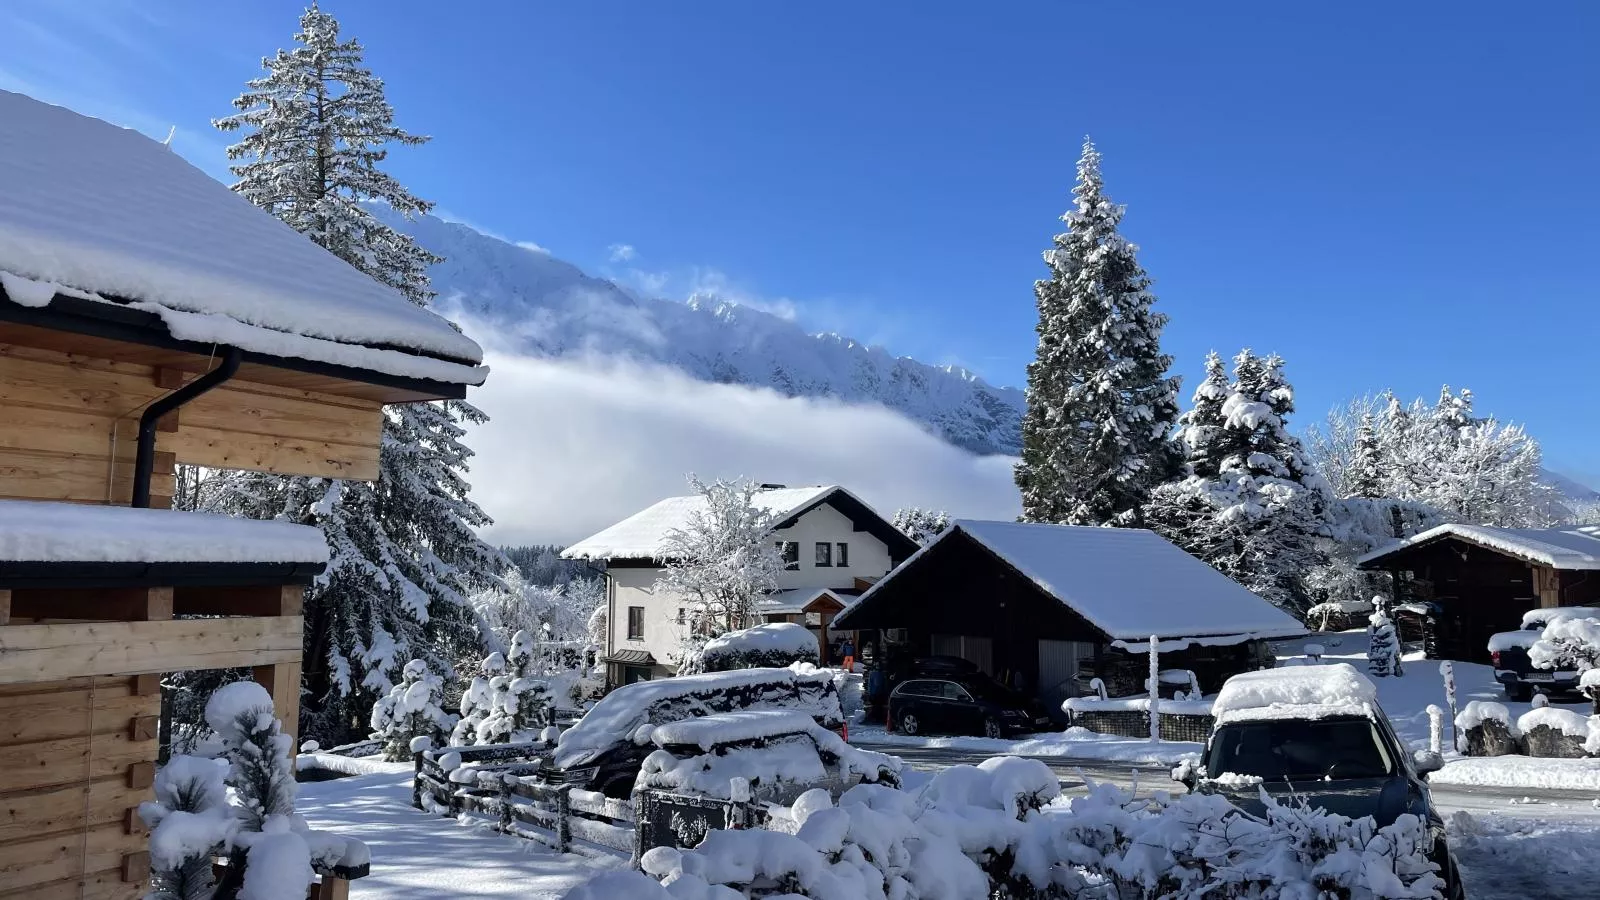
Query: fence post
[[556, 785, 572, 854], [412, 752, 424, 810], [499, 775, 514, 835], [630, 788, 646, 870]]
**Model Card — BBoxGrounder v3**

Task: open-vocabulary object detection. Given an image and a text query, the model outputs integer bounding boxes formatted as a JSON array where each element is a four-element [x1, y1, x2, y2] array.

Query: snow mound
[[553, 665, 838, 769], [701, 622, 819, 663], [1522, 606, 1600, 629], [1432, 756, 1600, 791], [651, 710, 818, 751], [1516, 706, 1591, 738], [1212, 663, 1378, 725], [1456, 700, 1518, 735]]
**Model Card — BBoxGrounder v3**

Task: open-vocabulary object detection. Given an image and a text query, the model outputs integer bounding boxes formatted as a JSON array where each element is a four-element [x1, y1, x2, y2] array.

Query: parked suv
[[539, 667, 842, 798], [1487, 606, 1600, 702], [889, 675, 1052, 738], [1177, 664, 1464, 900]]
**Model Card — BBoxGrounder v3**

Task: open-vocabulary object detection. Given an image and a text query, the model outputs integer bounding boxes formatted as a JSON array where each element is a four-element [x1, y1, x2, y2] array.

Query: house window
[[835, 542, 849, 567], [627, 606, 645, 640], [776, 541, 799, 571], [676, 607, 687, 626], [814, 541, 832, 567]]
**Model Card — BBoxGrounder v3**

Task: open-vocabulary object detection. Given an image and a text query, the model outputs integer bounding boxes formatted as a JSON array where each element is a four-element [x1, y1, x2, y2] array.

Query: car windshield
[[1206, 716, 1394, 781]]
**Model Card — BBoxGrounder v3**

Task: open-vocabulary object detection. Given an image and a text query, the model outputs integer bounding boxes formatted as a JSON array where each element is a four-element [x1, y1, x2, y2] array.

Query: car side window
[[942, 682, 973, 702], [896, 680, 930, 697]]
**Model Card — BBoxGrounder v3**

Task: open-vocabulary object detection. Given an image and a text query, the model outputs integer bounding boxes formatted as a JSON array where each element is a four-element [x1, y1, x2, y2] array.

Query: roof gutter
[[132, 346, 242, 508]]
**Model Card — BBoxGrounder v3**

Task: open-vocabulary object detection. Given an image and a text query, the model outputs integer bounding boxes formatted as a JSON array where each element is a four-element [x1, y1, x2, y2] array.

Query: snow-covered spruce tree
[[1367, 598, 1403, 677], [369, 659, 455, 760], [891, 507, 951, 545], [213, 5, 504, 742], [141, 756, 232, 900], [656, 477, 784, 666], [1145, 350, 1329, 613], [1015, 138, 1181, 526], [205, 682, 312, 899], [1347, 411, 1384, 499]]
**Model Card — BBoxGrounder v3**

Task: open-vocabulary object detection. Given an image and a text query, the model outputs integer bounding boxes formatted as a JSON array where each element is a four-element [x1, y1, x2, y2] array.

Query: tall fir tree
[[1145, 350, 1329, 613], [1347, 411, 1384, 499], [211, 5, 504, 742], [1015, 138, 1180, 526]]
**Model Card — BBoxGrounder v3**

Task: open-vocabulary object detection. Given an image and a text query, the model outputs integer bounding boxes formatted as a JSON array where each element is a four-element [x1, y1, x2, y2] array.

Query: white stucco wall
[[771, 503, 892, 589], [603, 500, 894, 675]]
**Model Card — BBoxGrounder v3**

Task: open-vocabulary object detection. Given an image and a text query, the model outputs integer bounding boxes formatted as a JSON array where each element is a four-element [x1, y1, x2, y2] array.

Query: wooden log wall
[[0, 343, 383, 507], [0, 675, 160, 900]]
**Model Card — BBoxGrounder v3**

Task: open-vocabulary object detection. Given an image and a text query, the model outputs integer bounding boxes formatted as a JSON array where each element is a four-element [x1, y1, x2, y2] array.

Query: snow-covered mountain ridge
[[387, 211, 1026, 456]]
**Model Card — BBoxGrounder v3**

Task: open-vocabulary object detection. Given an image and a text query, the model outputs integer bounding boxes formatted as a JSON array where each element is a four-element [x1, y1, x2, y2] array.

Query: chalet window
[[676, 607, 687, 626], [835, 542, 849, 567], [776, 541, 799, 570], [814, 542, 832, 567], [627, 606, 645, 640]]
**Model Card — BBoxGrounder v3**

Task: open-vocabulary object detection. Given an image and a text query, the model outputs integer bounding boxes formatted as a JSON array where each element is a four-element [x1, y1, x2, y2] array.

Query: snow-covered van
[[540, 666, 843, 797], [1176, 664, 1464, 900], [1487, 606, 1600, 701]]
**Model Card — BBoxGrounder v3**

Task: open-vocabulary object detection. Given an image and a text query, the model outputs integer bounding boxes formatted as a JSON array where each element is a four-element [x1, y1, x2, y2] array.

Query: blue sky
[[3, 2, 1595, 485]]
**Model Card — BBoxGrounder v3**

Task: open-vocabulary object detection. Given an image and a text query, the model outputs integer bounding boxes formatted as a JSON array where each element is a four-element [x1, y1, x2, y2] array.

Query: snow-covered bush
[[370, 659, 456, 761], [686, 622, 821, 674], [616, 759, 1445, 900], [142, 682, 369, 900], [1367, 602, 1404, 677], [450, 630, 569, 746], [1529, 614, 1600, 674]]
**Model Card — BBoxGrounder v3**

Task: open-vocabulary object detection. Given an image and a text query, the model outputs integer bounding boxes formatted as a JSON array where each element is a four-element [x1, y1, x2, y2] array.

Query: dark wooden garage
[[1358, 524, 1600, 663]]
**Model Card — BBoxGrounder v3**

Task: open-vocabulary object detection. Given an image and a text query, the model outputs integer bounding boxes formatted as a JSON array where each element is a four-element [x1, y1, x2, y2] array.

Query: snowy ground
[[296, 772, 622, 898], [1448, 811, 1600, 898]]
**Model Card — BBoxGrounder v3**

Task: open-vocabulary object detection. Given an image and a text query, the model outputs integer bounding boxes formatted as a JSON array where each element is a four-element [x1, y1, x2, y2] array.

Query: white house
[[563, 485, 917, 686]]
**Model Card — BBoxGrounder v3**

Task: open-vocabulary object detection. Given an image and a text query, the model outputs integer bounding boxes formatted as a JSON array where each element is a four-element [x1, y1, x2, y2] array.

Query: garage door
[[1038, 639, 1097, 695], [930, 634, 994, 675]]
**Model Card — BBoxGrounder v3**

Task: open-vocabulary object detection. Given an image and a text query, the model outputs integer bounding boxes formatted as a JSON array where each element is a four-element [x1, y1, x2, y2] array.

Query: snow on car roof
[[650, 710, 818, 750], [852, 520, 1305, 642], [0, 90, 485, 385], [1358, 523, 1600, 571], [560, 485, 838, 560], [1211, 663, 1380, 726], [0, 499, 328, 564]]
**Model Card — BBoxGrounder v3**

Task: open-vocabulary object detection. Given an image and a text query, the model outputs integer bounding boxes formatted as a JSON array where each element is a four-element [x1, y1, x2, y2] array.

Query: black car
[[888, 675, 1052, 738], [1179, 677, 1465, 899]]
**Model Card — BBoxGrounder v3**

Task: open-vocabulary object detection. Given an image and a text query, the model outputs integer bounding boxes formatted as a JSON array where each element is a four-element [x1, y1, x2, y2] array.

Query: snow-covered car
[[1176, 664, 1465, 900], [888, 674, 1053, 738], [637, 709, 900, 803], [1487, 606, 1600, 701], [539, 666, 843, 798]]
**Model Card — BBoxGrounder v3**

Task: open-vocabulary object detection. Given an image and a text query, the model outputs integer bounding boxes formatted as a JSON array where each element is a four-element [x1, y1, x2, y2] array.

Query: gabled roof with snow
[[0, 90, 485, 386], [835, 520, 1305, 642], [1357, 523, 1600, 571], [561, 485, 915, 562]]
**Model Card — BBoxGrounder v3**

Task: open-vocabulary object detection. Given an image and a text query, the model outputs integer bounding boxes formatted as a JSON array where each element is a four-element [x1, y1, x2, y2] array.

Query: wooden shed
[[1358, 523, 1600, 663], [0, 90, 486, 898]]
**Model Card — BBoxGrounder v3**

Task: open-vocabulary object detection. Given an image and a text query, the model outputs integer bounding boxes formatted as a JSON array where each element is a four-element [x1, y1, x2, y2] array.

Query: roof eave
[[0, 287, 471, 402]]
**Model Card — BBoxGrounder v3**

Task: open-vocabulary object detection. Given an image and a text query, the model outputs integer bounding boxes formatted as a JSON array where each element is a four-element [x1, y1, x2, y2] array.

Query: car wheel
[[1505, 682, 1531, 703], [899, 712, 920, 735], [982, 717, 1003, 739]]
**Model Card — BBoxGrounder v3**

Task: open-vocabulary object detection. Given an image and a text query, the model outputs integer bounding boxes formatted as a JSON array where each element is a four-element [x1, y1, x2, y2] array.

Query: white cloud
[[462, 347, 1019, 547], [516, 240, 549, 254], [687, 267, 800, 322], [608, 243, 638, 263]]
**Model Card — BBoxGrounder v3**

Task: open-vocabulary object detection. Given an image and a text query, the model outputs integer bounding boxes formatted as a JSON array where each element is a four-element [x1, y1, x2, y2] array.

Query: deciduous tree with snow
[[1145, 350, 1328, 613], [656, 477, 784, 663], [209, 5, 505, 742], [1015, 138, 1181, 527], [891, 507, 951, 545]]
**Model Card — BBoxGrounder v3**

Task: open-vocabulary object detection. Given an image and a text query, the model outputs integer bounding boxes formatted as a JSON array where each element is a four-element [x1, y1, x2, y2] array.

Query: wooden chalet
[[0, 90, 486, 898], [831, 521, 1305, 703], [1358, 523, 1600, 663]]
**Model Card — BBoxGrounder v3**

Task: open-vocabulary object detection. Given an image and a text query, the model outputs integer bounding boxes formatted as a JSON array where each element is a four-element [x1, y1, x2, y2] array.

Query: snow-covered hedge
[[599, 757, 1445, 900], [1529, 614, 1600, 673], [685, 622, 822, 674], [554, 665, 841, 769]]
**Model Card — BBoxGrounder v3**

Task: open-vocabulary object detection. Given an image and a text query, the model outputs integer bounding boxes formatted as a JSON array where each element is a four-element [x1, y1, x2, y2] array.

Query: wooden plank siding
[[0, 342, 384, 507], [0, 676, 159, 900], [0, 616, 303, 683]]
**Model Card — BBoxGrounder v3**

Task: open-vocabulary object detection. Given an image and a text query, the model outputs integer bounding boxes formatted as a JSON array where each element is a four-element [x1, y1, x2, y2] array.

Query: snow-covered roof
[[0, 500, 328, 564], [839, 520, 1304, 642], [0, 90, 485, 385], [1211, 663, 1380, 726], [1357, 523, 1600, 570], [757, 587, 847, 615], [562, 485, 838, 560]]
